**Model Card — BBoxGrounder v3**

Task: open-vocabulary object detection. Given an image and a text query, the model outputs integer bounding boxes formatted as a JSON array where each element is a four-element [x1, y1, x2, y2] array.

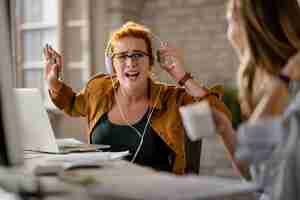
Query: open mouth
[[125, 71, 139, 80]]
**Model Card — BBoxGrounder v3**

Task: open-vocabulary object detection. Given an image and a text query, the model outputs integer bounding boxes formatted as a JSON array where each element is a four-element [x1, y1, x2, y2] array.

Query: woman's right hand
[[43, 45, 63, 92]]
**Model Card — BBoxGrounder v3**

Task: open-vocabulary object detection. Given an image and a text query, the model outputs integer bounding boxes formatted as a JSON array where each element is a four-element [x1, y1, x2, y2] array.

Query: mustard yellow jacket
[[50, 74, 231, 174]]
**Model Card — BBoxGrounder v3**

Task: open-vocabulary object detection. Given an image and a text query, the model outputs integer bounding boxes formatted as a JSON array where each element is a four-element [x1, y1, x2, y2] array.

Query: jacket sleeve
[[49, 83, 89, 117], [182, 84, 232, 120]]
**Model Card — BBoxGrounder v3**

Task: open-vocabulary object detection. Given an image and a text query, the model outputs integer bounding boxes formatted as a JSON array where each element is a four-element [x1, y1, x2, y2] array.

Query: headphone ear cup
[[156, 50, 161, 64], [105, 56, 113, 74]]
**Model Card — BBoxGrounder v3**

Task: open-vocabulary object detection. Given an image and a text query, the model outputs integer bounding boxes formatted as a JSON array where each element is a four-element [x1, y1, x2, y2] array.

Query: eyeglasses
[[112, 51, 150, 64]]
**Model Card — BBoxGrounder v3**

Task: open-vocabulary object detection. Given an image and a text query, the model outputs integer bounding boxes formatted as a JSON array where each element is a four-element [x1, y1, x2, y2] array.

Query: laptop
[[14, 88, 109, 154]]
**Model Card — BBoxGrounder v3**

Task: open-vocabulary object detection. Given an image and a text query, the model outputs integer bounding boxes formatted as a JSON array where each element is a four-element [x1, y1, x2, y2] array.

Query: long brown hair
[[232, 0, 300, 115]]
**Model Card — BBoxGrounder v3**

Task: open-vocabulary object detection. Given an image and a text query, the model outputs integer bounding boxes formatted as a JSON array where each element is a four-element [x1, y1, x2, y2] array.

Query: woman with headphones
[[43, 21, 239, 176]]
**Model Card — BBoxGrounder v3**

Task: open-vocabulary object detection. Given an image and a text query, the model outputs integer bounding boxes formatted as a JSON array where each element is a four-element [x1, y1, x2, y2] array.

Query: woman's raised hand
[[43, 44, 63, 91], [158, 43, 186, 83]]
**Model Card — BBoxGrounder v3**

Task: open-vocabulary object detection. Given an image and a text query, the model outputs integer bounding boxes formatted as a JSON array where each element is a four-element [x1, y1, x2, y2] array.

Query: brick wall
[[143, 0, 238, 86], [106, 0, 238, 86]]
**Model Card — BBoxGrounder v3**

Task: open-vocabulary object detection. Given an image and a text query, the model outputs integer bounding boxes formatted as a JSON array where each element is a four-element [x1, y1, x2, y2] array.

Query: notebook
[[14, 88, 109, 154]]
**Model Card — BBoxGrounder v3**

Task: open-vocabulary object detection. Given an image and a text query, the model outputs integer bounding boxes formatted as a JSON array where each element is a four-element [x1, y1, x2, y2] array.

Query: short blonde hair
[[106, 21, 154, 66]]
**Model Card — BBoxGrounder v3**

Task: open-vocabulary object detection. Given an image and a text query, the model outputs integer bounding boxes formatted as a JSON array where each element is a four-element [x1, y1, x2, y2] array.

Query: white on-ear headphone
[[105, 39, 114, 74], [105, 55, 113, 74]]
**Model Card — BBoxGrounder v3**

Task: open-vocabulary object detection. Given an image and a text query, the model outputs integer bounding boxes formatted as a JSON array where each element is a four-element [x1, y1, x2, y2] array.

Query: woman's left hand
[[158, 44, 187, 82]]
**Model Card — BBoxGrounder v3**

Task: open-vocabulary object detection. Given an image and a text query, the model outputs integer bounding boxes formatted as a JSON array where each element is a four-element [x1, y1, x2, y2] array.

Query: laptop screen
[[14, 88, 60, 153]]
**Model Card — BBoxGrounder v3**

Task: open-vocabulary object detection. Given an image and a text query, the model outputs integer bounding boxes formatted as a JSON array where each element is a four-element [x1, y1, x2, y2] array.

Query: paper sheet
[[46, 151, 130, 163]]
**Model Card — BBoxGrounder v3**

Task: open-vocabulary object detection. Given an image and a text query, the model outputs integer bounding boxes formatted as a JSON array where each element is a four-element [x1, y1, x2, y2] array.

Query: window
[[15, 0, 91, 109], [16, 0, 58, 105], [15, 0, 92, 140]]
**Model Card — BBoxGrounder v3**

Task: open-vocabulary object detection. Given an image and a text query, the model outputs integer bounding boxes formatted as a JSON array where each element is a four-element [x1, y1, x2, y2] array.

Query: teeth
[[125, 72, 139, 77]]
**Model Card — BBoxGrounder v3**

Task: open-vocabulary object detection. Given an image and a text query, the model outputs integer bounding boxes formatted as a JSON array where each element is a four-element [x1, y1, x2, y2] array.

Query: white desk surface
[[23, 153, 258, 200]]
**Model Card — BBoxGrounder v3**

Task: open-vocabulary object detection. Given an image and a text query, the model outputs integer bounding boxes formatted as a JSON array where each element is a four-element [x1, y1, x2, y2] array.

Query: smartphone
[[156, 50, 174, 66]]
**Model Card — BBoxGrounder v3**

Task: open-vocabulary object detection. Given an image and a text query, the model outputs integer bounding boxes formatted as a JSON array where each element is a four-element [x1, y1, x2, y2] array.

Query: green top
[[90, 110, 173, 172]]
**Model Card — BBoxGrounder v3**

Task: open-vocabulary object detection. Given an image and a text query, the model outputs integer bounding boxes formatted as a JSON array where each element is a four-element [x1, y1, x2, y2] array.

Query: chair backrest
[[184, 136, 202, 174]]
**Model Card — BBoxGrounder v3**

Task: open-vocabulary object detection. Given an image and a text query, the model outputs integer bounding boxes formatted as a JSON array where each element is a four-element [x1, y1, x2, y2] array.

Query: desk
[[23, 153, 258, 200]]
